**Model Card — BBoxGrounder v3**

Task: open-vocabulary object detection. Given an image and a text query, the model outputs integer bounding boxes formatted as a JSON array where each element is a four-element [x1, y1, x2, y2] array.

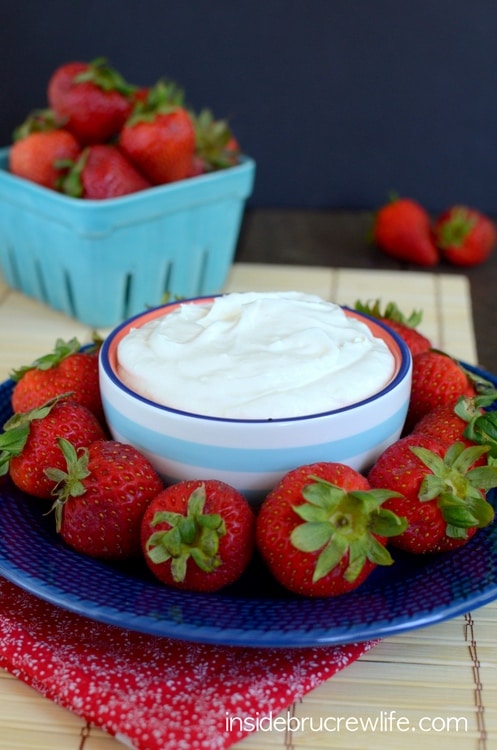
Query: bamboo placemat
[[0, 263, 495, 750]]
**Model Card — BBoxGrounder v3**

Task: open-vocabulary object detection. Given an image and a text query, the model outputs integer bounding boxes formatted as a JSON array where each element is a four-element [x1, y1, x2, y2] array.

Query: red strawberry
[[50, 438, 164, 560], [411, 392, 497, 448], [410, 397, 497, 470], [47, 58, 136, 145], [0, 397, 106, 499], [354, 299, 432, 356], [433, 206, 496, 267], [120, 81, 196, 185], [411, 400, 480, 448], [406, 350, 476, 430], [11, 337, 104, 423], [131, 86, 150, 105], [59, 144, 151, 199], [255, 462, 406, 597], [141, 479, 255, 592], [368, 434, 497, 553], [9, 114, 81, 189], [451, 392, 497, 459], [373, 197, 439, 267]]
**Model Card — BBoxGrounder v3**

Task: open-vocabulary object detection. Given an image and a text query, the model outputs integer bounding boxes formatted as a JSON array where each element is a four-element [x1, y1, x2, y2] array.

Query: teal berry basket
[[0, 146, 255, 328]]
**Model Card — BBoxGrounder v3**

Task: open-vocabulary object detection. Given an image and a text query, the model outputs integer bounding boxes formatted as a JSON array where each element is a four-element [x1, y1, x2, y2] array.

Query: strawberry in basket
[[47, 57, 137, 145], [8, 109, 81, 189], [120, 80, 196, 185], [9, 57, 244, 200], [59, 144, 152, 199]]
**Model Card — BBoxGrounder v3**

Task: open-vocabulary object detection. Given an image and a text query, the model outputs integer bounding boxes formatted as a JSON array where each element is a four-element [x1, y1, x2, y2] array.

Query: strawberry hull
[[0, 147, 255, 327]]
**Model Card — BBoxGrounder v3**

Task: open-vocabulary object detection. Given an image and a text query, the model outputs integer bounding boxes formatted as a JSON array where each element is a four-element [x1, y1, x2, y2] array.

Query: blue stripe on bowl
[[103, 400, 407, 473]]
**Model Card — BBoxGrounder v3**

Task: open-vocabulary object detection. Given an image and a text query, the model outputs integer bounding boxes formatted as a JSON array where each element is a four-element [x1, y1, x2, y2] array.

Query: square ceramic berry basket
[[0, 146, 255, 328]]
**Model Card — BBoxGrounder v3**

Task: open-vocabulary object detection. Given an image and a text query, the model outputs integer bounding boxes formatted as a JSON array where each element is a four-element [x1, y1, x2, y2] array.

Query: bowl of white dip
[[99, 292, 412, 500]]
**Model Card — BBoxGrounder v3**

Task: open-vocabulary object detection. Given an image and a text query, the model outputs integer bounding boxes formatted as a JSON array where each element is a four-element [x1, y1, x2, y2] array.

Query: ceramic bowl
[[99, 297, 412, 500]]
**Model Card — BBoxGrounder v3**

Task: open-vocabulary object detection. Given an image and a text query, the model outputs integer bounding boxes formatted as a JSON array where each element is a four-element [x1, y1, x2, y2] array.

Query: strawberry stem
[[354, 299, 423, 328], [0, 396, 71, 476], [73, 57, 137, 97], [290, 477, 406, 583], [12, 109, 62, 141], [10, 337, 82, 381], [192, 108, 239, 171], [436, 207, 476, 249], [125, 79, 184, 126], [410, 442, 497, 538], [57, 150, 90, 198], [144, 484, 227, 582], [46, 437, 91, 532]]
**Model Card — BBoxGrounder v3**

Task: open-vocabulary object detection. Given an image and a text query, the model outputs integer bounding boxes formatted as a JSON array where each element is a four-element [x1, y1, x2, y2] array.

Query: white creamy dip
[[116, 292, 396, 419]]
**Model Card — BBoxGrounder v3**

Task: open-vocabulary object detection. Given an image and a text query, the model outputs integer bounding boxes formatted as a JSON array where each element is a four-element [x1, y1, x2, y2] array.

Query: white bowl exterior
[[99, 356, 411, 499]]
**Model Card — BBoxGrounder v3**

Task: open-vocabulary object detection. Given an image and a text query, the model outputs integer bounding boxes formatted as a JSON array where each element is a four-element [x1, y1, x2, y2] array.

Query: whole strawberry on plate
[[255, 462, 406, 597], [354, 299, 432, 356], [372, 196, 439, 267], [49, 438, 164, 560], [433, 205, 496, 267], [406, 349, 476, 430], [47, 57, 136, 145], [120, 80, 196, 185], [59, 144, 151, 199], [0, 397, 106, 499], [368, 434, 497, 553], [412, 399, 482, 450], [141, 479, 255, 592], [412, 391, 497, 457], [10, 337, 104, 424]]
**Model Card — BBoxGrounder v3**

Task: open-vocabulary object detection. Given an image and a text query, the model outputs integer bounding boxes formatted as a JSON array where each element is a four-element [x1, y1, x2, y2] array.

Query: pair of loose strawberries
[[373, 196, 496, 267], [9, 57, 240, 199], [256, 438, 497, 597]]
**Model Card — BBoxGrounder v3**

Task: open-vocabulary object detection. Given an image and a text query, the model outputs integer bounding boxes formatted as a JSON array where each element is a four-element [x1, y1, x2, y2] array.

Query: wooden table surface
[[0, 209, 496, 750]]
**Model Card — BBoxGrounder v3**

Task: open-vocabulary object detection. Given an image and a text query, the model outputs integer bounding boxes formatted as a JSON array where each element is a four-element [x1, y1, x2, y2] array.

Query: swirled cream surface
[[116, 292, 396, 419]]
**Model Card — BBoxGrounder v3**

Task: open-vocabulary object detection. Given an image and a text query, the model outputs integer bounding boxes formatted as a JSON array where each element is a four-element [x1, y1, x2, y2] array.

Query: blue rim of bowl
[[100, 298, 413, 425]]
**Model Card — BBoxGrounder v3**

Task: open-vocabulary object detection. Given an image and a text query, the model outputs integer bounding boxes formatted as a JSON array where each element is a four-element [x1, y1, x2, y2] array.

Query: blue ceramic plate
[[1, 366, 497, 648]]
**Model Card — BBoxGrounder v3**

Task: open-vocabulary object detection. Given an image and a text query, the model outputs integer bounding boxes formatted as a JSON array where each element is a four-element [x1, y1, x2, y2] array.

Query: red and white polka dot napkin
[[0, 577, 375, 749]]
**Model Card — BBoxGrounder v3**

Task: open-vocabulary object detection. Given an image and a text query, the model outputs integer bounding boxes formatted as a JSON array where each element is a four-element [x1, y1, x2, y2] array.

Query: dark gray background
[[2, 1, 496, 212]]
